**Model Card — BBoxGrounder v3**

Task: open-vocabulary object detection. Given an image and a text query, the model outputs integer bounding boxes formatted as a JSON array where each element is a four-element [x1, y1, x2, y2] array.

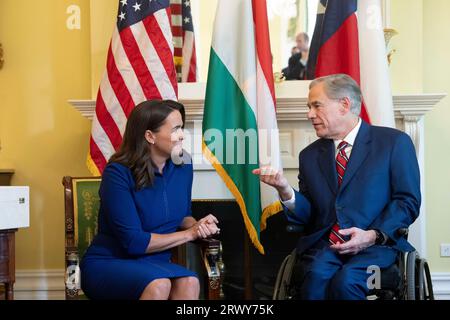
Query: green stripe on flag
[[203, 48, 263, 243]]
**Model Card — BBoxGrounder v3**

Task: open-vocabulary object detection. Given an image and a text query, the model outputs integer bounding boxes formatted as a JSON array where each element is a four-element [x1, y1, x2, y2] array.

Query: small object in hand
[[329, 224, 349, 245]]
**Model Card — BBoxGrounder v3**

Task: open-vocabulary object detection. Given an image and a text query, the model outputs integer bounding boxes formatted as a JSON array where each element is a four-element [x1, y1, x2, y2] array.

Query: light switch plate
[[440, 244, 450, 257]]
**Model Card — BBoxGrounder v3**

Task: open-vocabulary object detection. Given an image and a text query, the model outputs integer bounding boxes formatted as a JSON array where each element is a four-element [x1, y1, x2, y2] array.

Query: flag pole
[[244, 230, 253, 299]]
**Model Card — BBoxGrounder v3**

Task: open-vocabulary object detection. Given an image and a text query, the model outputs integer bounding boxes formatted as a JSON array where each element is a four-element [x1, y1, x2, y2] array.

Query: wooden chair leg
[[5, 282, 14, 300], [201, 239, 223, 300]]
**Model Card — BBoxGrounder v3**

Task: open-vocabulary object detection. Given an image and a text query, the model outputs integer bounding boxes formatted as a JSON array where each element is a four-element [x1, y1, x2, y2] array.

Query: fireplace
[[190, 200, 298, 300]]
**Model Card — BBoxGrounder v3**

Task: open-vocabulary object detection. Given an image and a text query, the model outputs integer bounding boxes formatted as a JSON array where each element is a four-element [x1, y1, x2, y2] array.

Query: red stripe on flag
[[166, 7, 172, 27], [172, 26, 183, 37], [95, 92, 122, 151], [174, 47, 183, 57], [358, 102, 370, 123], [106, 45, 136, 116], [89, 136, 107, 173], [142, 15, 178, 93], [315, 14, 370, 123], [316, 15, 360, 80], [119, 27, 162, 100], [252, 0, 276, 106], [187, 42, 197, 82], [170, 4, 182, 15], [89, 5, 177, 176]]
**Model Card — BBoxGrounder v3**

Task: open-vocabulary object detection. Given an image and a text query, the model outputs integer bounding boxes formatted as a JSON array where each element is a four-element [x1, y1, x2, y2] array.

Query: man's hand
[[252, 167, 293, 201], [330, 228, 377, 255]]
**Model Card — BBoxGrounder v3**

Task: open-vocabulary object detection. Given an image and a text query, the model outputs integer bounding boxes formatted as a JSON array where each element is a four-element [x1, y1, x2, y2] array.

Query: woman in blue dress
[[81, 100, 220, 300]]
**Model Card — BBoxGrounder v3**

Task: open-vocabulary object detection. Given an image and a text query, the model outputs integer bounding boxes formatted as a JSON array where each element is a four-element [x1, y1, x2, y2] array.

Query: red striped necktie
[[329, 141, 349, 245]]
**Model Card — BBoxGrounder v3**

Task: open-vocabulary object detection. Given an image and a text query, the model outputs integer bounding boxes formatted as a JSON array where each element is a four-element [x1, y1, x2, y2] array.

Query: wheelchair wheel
[[423, 260, 435, 300], [273, 253, 291, 299], [406, 251, 435, 300], [273, 248, 297, 300], [416, 258, 435, 300], [415, 258, 425, 300], [406, 251, 417, 300]]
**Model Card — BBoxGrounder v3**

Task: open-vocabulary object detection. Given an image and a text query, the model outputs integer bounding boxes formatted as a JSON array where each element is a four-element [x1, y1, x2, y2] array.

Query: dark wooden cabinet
[[0, 170, 14, 187], [0, 169, 16, 300], [0, 229, 16, 300]]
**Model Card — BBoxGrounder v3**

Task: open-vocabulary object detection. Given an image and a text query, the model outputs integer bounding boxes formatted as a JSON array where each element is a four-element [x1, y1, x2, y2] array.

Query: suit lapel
[[318, 139, 338, 195], [339, 121, 372, 192]]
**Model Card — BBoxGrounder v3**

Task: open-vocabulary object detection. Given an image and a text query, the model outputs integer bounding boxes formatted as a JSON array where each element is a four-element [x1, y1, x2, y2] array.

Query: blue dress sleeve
[[99, 163, 151, 256], [185, 162, 194, 218]]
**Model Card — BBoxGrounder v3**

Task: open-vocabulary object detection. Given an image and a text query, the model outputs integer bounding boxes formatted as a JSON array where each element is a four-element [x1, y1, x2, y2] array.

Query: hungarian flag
[[202, 0, 282, 254], [307, 0, 395, 127]]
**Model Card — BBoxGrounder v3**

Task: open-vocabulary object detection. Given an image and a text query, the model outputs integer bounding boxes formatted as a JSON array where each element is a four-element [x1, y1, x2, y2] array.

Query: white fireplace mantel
[[69, 81, 443, 123], [69, 81, 446, 258]]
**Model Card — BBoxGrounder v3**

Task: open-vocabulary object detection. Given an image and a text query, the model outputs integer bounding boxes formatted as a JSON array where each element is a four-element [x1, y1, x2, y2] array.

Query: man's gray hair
[[309, 74, 362, 115], [298, 32, 310, 44]]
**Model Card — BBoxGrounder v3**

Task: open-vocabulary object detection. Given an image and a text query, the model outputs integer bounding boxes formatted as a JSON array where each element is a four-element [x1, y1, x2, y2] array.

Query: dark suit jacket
[[286, 121, 421, 254], [283, 53, 307, 80]]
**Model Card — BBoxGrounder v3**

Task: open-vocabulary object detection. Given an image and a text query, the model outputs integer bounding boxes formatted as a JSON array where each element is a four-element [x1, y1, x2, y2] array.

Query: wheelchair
[[272, 225, 434, 300]]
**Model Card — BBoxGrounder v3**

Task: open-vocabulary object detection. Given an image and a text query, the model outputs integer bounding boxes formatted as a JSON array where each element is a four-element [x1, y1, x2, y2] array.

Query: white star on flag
[[184, 17, 190, 24], [184, 1, 190, 7], [88, 0, 178, 175], [133, 2, 142, 11]]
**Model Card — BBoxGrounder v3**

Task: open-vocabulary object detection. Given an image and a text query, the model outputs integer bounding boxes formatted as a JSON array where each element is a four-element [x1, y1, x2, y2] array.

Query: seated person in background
[[283, 32, 310, 80], [253, 74, 420, 300], [81, 100, 219, 300], [290, 45, 301, 56], [282, 46, 301, 77]]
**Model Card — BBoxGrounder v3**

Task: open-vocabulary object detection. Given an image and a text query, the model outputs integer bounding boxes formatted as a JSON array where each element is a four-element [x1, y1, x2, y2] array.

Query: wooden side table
[[0, 169, 16, 300], [0, 170, 14, 187], [0, 229, 17, 300]]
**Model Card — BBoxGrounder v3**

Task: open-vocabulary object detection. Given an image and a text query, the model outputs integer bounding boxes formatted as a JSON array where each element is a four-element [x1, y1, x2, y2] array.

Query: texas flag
[[307, 0, 395, 127]]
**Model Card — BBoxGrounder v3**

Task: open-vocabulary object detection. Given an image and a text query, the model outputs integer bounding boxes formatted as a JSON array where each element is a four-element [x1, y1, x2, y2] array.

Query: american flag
[[170, 0, 197, 82], [88, 0, 178, 175]]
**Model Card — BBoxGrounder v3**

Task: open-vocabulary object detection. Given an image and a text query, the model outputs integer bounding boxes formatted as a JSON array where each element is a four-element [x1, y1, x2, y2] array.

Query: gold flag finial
[[384, 28, 399, 66], [273, 72, 285, 83]]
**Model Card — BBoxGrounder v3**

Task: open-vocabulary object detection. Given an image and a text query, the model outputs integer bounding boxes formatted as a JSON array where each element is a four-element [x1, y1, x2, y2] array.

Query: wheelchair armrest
[[396, 228, 409, 237]]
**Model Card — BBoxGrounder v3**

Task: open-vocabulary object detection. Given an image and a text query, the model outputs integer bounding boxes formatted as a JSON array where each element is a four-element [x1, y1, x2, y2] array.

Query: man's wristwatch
[[374, 229, 386, 245]]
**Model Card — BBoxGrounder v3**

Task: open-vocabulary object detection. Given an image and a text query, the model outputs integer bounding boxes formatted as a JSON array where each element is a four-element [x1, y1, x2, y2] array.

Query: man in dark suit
[[253, 74, 420, 300], [282, 32, 309, 80]]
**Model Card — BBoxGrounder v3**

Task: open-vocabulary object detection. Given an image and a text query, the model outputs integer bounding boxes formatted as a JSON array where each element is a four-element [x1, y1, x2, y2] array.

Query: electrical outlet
[[440, 244, 450, 257]]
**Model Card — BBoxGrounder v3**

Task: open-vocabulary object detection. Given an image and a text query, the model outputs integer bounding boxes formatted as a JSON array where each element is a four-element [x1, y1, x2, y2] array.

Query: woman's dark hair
[[109, 99, 185, 190]]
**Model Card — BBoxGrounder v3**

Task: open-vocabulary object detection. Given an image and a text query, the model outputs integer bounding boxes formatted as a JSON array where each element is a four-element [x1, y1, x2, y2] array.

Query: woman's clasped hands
[[192, 214, 220, 240]]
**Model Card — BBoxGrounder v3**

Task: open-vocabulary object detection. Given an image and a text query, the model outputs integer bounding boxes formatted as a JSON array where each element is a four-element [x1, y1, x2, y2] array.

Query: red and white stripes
[[88, 6, 177, 175]]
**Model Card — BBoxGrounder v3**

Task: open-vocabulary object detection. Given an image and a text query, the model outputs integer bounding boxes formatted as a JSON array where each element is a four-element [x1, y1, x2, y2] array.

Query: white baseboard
[[431, 273, 450, 300], [14, 269, 65, 300], [11, 269, 450, 300]]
